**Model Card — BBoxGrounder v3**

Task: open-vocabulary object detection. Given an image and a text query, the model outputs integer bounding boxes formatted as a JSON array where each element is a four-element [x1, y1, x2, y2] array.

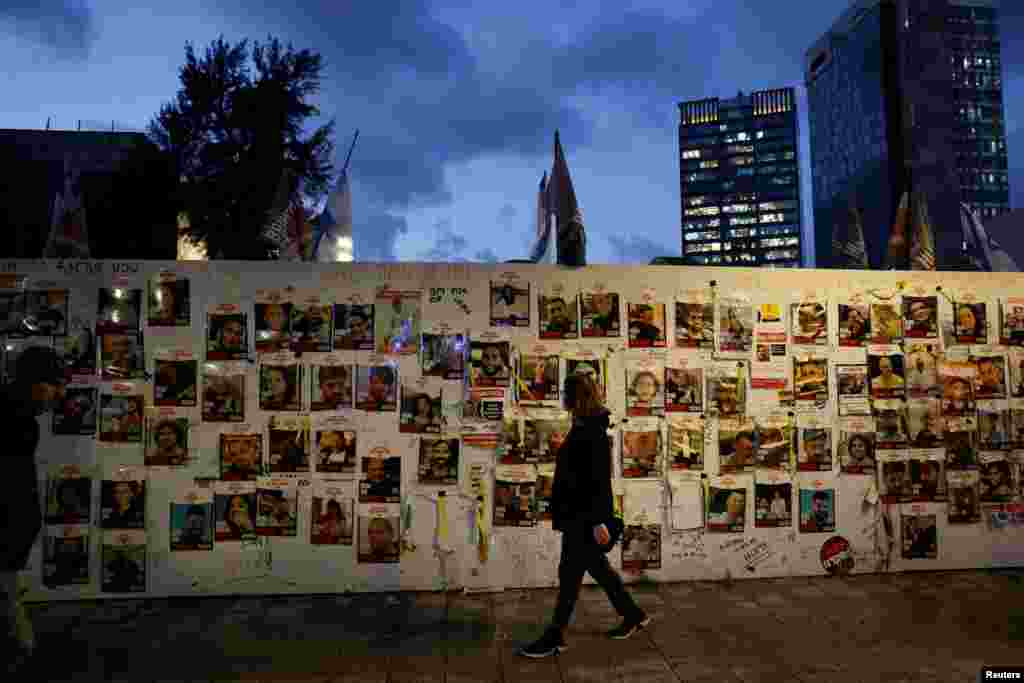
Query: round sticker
[[820, 536, 854, 576]]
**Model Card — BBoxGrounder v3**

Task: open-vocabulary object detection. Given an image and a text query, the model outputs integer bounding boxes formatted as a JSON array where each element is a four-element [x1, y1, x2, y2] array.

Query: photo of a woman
[[519, 372, 648, 658], [216, 493, 257, 541], [259, 364, 301, 411]]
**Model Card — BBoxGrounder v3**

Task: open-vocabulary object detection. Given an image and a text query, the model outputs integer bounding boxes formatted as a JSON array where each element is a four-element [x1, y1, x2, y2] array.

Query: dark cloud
[[0, 1, 97, 58], [606, 234, 674, 264], [354, 211, 408, 262]]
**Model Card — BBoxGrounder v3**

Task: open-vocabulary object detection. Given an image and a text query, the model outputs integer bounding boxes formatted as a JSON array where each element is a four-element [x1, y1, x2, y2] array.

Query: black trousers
[[550, 523, 641, 631]]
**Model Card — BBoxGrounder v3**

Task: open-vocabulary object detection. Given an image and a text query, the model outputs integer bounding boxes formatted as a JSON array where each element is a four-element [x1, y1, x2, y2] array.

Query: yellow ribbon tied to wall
[[437, 492, 449, 548], [476, 496, 489, 563]]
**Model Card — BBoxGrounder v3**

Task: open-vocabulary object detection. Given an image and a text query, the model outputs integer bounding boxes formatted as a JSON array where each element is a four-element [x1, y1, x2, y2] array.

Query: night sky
[[2, 1, 1021, 264]]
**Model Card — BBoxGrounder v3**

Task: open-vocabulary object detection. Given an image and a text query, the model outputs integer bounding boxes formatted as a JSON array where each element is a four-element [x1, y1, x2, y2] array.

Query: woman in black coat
[[520, 373, 649, 658]]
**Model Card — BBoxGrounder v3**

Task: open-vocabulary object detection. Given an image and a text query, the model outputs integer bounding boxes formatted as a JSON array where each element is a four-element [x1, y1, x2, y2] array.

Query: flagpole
[[342, 129, 359, 175]]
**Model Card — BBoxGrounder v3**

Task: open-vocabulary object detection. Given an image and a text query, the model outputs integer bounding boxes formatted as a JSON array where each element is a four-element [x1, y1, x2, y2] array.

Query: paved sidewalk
[[19, 569, 1024, 682]]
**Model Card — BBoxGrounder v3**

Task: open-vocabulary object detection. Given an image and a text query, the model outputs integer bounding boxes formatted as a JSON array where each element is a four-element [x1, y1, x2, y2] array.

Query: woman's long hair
[[563, 372, 605, 417]]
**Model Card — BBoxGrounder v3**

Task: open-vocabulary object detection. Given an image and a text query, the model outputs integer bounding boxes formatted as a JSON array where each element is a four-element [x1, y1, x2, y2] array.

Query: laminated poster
[[754, 413, 790, 470], [493, 464, 537, 527], [334, 303, 374, 351], [469, 337, 511, 387], [52, 386, 97, 435], [580, 291, 621, 339], [790, 300, 827, 346], [717, 297, 753, 355], [169, 488, 214, 551], [837, 416, 876, 474], [399, 379, 443, 434], [255, 477, 298, 537], [947, 471, 981, 524], [97, 287, 142, 334], [490, 280, 530, 327], [153, 355, 198, 407], [310, 481, 354, 545], [835, 363, 870, 416], [421, 330, 466, 381], [359, 445, 401, 504], [219, 431, 262, 482], [625, 354, 665, 416], [254, 291, 292, 353], [621, 418, 663, 479], [147, 275, 190, 328], [754, 472, 792, 529], [418, 436, 460, 485], [905, 343, 941, 399], [258, 356, 303, 411], [901, 508, 938, 559], [665, 359, 703, 414], [538, 287, 579, 339], [214, 481, 258, 542], [706, 476, 747, 533], [355, 363, 398, 412], [674, 298, 714, 350], [313, 421, 357, 475], [799, 482, 835, 533], [516, 349, 560, 407], [267, 416, 311, 474], [289, 294, 333, 353], [867, 346, 905, 400], [358, 504, 401, 563], [901, 295, 939, 341], [100, 468, 146, 530], [98, 390, 144, 443], [797, 416, 832, 472], [206, 305, 248, 361], [144, 410, 190, 467], [627, 300, 667, 348], [43, 525, 90, 587], [101, 530, 147, 593], [718, 417, 756, 474], [622, 523, 662, 572], [310, 359, 354, 411], [374, 290, 421, 355], [201, 363, 245, 422], [667, 414, 704, 471], [100, 332, 144, 380], [45, 465, 92, 525]]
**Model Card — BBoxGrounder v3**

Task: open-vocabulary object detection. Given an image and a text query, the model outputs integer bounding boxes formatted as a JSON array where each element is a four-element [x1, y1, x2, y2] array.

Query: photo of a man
[[791, 302, 827, 345], [311, 364, 353, 411], [153, 359, 197, 407], [470, 341, 511, 387], [720, 429, 755, 473], [675, 302, 714, 349], [315, 430, 356, 474], [490, 282, 530, 327], [100, 333, 144, 380], [206, 313, 248, 360], [334, 304, 374, 351], [358, 515, 400, 563], [256, 489, 297, 536], [421, 333, 466, 380], [627, 303, 666, 348], [289, 303, 332, 352], [219, 434, 261, 481], [170, 503, 213, 551], [147, 280, 190, 328], [539, 295, 578, 339], [418, 438, 459, 485], [201, 371, 245, 422], [359, 455, 401, 503], [799, 489, 835, 533], [254, 302, 291, 352], [356, 365, 398, 412], [97, 288, 141, 333], [622, 429, 660, 478], [707, 487, 746, 532], [902, 297, 938, 339], [974, 355, 1007, 399], [101, 543, 146, 593], [101, 481, 145, 529], [869, 354, 905, 399], [838, 304, 869, 346], [581, 292, 620, 338]]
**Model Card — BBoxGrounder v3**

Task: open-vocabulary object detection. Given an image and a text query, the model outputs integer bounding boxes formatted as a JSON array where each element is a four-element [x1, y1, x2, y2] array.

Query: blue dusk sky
[[2, 1, 1021, 264]]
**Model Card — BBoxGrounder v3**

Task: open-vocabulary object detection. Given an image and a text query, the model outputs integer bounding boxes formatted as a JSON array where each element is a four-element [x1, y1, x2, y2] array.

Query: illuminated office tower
[[678, 88, 803, 267], [806, 0, 1010, 269]]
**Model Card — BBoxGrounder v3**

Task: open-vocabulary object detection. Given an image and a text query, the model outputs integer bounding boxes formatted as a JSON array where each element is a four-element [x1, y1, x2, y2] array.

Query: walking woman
[[520, 372, 649, 658]]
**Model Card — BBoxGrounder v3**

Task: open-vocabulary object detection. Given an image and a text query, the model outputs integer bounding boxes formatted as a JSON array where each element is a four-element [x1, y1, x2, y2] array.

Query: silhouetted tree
[[150, 36, 335, 259]]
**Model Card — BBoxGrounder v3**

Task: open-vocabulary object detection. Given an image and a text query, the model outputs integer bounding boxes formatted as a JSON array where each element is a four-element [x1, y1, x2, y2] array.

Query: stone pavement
[[19, 569, 1024, 682]]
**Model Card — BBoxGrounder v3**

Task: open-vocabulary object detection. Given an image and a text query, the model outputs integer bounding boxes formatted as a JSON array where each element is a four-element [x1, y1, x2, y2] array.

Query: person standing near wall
[[520, 373, 649, 658], [1, 347, 66, 674]]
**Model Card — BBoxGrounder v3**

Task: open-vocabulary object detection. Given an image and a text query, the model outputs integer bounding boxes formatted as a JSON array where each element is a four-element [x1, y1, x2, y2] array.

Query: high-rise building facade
[[806, 0, 1010, 269], [678, 88, 803, 267]]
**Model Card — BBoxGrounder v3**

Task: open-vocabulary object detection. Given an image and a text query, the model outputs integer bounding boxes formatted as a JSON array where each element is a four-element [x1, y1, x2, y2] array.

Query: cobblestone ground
[[18, 569, 1024, 682]]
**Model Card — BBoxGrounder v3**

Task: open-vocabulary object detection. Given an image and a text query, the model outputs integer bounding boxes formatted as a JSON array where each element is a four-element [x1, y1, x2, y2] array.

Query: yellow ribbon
[[437, 492, 449, 546], [476, 496, 489, 563]]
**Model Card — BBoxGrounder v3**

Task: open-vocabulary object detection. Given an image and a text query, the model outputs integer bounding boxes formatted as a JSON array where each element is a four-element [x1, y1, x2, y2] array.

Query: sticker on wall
[[837, 299, 870, 347], [359, 446, 401, 503], [947, 471, 981, 524], [99, 390, 144, 443], [310, 359, 353, 411], [515, 348, 560, 407], [219, 432, 262, 481], [667, 414, 703, 471], [214, 481, 258, 542], [313, 421, 357, 475], [45, 465, 92, 525], [539, 289, 579, 339], [100, 469, 146, 530], [334, 303, 374, 351], [153, 353, 197, 407], [374, 289, 421, 355], [101, 530, 147, 594], [835, 363, 870, 416], [100, 332, 144, 380], [256, 477, 298, 537], [254, 291, 291, 353], [418, 437, 460, 485], [421, 330, 467, 380], [799, 483, 835, 533], [622, 523, 662, 572], [469, 338, 511, 387], [901, 508, 937, 559], [493, 464, 537, 527], [905, 343, 940, 398], [290, 294, 333, 353], [940, 358, 976, 416], [145, 411, 190, 467], [43, 525, 90, 587], [201, 363, 245, 422], [999, 297, 1024, 346], [147, 275, 190, 328], [580, 291, 621, 338], [819, 536, 854, 576], [400, 380, 443, 434], [626, 354, 665, 416], [754, 473, 792, 529], [622, 418, 663, 479], [206, 305, 248, 361], [267, 415, 311, 474], [311, 481, 354, 545], [52, 386, 97, 435], [169, 490, 214, 551], [675, 297, 714, 350], [490, 279, 530, 327], [706, 476, 746, 533], [719, 417, 755, 474], [717, 297, 753, 356], [97, 287, 142, 334], [358, 504, 401, 563], [954, 300, 987, 345], [790, 300, 827, 346], [355, 363, 398, 412], [627, 301, 667, 348], [665, 359, 703, 414], [754, 413, 790, 470], [901, 294, 938, 341], [838, 416, 876, 474], [257, 355, 301, 411]]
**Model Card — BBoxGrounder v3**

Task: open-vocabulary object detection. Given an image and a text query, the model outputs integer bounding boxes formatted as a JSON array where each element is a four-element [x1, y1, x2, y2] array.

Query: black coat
[[0, 389, 43, 571], [551, 410, 614, 532]]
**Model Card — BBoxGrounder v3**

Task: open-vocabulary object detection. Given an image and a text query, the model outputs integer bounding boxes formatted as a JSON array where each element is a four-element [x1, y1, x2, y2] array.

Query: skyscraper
[[678, 88, 803, 267], [806, 0, 1010, 269]]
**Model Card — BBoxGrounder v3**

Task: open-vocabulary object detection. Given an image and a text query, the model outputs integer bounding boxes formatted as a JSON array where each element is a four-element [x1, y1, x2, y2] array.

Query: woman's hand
[[593, 523, 610, 546]]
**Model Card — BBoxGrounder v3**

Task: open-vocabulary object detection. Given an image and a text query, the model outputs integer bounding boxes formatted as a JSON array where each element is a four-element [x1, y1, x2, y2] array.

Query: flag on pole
[[885, 192, 910, 270], [314, 170, 354, 262], [43, 158, 90, 259], [550, 131, 586, 266], [529, 172, 555, 263], [909, 191, 936, 271], [831, 203, 869, 268]]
